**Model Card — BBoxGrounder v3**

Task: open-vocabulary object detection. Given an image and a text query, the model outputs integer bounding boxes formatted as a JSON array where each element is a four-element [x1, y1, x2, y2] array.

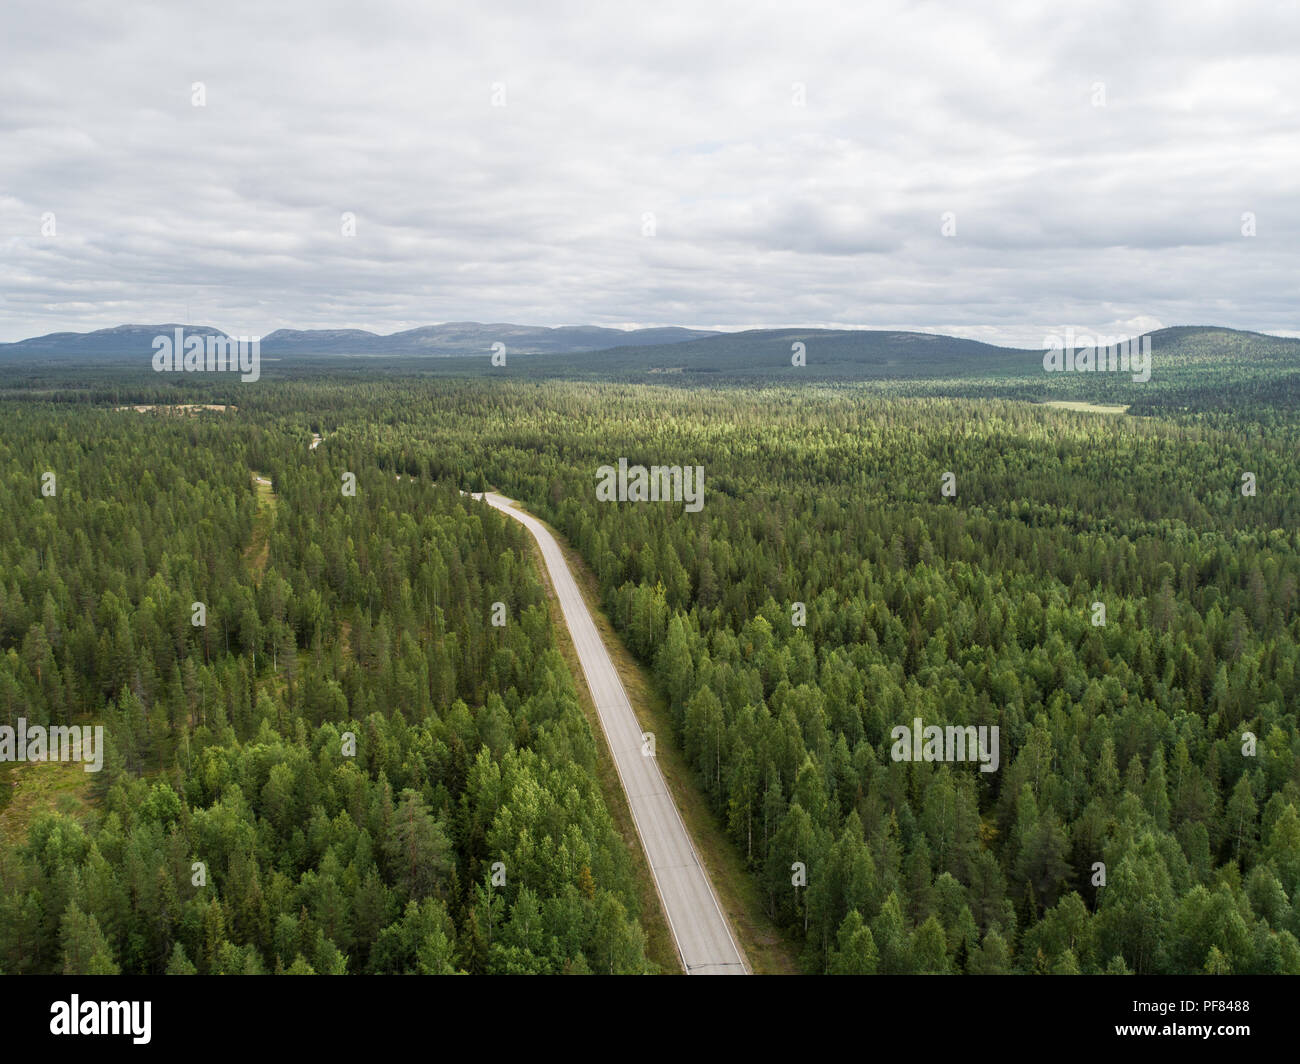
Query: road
[[472, 491, 749, 975]]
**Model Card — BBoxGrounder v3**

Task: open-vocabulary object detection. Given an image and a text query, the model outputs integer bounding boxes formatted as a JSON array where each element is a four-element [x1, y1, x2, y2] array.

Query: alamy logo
[[0, 718, 104, 772], [50, 996, 151, 1044], [152, 328, 260, 382], [891, 718, 1000, 773], [1042, 328, 1151, 383], [596, 458, 704, 512]]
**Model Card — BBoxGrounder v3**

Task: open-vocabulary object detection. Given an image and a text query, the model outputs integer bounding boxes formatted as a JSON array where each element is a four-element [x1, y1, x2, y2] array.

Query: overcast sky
[[1, 0, 1296, 345]]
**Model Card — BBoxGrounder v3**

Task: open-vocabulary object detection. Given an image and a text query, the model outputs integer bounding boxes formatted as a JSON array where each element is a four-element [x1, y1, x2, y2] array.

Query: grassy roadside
[[521, 506, 800, 975]]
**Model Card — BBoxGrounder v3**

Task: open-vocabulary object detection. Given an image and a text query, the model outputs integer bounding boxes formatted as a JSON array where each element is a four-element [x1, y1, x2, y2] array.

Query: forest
[[381, 379, 1300, 975], [1, 356, 1298, 975], [0, 402, 650, 974]]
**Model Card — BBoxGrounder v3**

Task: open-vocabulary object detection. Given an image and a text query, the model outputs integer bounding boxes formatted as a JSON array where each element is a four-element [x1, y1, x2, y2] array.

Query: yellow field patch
[[245, 471, 277, 576], [0, 759, 94, 846], [1043, 400, 1130, 414], [114, 404, 236, 413]]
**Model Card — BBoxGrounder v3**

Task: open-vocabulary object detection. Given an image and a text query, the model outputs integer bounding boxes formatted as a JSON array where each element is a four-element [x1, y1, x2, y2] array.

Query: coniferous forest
[[1, 355, 1297, 976]]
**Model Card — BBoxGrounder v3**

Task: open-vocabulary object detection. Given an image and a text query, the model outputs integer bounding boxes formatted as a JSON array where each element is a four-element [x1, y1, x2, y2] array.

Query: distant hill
[[0, 324, 231, 358], [498, 324, 1300, 384], [0, 321, 1040, 373], [259, 321, 720, 355], [536, 327, 1039, 379], [2, 323, 1295, 399], [1137, 326, 1300, 365], [0, 322, 719, 360]]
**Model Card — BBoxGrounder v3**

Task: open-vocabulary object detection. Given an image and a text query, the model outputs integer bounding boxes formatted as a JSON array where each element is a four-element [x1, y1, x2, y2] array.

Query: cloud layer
[[2, 0, 1297, 344]]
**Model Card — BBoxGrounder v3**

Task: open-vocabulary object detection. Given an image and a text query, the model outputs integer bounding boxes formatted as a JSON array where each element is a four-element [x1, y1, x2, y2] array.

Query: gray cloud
[[1, 0, 1296, 344]]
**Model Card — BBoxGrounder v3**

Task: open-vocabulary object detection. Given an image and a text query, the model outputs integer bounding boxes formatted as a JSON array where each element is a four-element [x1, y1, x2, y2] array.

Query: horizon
[[5, 319, 1300, 351]]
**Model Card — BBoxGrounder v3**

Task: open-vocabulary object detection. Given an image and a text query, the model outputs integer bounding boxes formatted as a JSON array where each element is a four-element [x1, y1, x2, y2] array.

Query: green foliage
[[0, 401, 649, 974], [4, 352, 1300, 975], [369, 375, 1299, 975]]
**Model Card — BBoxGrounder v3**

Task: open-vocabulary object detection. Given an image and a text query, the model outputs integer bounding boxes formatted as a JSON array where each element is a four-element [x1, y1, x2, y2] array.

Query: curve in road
[[472, 491, 749, 975]]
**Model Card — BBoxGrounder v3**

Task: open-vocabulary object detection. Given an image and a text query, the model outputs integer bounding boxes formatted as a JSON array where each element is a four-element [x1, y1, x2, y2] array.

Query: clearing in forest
[[0, 760, 94, 846], [245, 472, 277, 576], [1042, 400, 1130, 414]]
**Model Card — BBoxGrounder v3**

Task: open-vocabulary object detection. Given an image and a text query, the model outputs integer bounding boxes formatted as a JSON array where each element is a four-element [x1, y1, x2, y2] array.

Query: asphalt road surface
[[472, 491, 749, 975]]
